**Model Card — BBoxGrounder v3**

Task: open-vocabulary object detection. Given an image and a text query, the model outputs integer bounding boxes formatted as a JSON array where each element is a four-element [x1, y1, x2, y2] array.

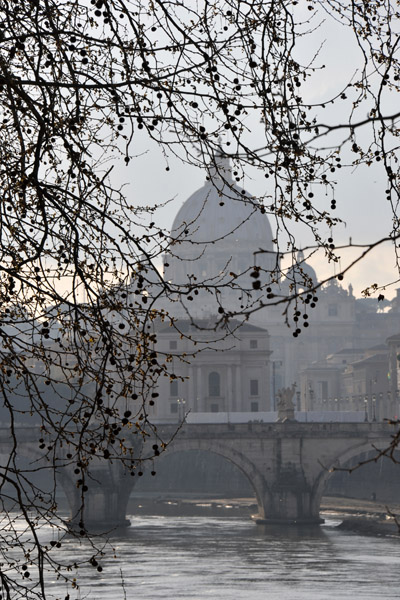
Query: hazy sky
[[112, 4, 399, 300]]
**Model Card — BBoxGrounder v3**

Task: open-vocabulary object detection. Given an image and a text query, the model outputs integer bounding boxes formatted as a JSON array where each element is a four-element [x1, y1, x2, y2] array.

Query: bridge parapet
[[152, 420, 397, 441]]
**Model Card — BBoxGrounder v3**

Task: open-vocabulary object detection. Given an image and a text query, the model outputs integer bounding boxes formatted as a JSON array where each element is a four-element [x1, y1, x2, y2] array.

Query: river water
[[43, 512, 400, 600]]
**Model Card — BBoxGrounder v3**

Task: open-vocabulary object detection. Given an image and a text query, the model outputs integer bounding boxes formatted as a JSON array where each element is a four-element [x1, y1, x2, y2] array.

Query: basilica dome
[[162, 159, 279, 320], [170, 176, 274, 251], [165, 158, 276, 287], [284, 250, 318, 291], [171, 162, 273, 254]]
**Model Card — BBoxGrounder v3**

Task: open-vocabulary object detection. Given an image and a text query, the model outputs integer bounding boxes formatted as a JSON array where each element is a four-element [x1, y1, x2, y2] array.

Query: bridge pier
[[58, 461, 136, 532], [252, 464, 323, 525], [80, 464, 134, 531], [54, 436, 145, 532], [77, 464, 134, 531], [254, 490, 323, 525]]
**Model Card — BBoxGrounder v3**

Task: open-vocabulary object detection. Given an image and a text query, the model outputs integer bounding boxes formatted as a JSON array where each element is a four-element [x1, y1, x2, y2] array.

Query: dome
[[170, 178, 274, 252], [163, 158, 278, 315], [284, 250, 318, 290], [164, 157, 279, 316]]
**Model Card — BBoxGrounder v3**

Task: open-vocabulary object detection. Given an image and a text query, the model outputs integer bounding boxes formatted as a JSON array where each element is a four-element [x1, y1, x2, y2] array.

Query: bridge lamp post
[[372, 396, 377, 422], [397, 389, 400, 420], [387, 390, 391, 416], [368, 376, 377, 416], [364, 397, 368, 422]]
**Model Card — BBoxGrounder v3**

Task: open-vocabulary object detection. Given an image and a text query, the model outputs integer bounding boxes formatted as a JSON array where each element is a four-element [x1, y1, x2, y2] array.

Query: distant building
[[299, 343, 399, 420], [154, 319, 271, 422], [152, 159, 400, 420]]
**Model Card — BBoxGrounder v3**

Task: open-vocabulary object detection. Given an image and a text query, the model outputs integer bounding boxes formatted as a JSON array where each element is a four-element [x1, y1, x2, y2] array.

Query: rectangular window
[[169, 340, 177, 350], [250, 379, 259, 396], [250, 339, 258, 349], [170, 403, 178, 414], [251, 402, 259, 412], [328, 304, 338, 316], [208, 372, 220, 397], [170, 379, 178, 397]]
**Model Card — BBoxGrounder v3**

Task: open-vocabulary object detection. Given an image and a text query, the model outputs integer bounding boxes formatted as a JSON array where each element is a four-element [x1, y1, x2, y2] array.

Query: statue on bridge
[[276, 384, 297, 422]]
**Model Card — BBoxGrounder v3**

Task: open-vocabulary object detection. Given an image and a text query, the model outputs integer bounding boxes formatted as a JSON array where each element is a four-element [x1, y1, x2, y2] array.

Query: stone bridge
[[152, 421, 399, 525], [0, 422, 398, 529]]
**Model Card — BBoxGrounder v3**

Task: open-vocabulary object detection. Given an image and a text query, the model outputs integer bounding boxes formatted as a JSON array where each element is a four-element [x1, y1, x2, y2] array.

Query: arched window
[[209, 371, 220, 397]]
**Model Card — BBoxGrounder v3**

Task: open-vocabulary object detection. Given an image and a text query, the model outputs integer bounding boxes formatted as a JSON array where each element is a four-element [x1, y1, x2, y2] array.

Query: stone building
[[154, 319, 271, 422], [299, 334, 400, 420]]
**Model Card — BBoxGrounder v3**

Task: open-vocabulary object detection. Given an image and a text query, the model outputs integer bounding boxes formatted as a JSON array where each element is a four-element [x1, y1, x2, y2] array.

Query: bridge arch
[[167, 437, 271, 518], [312, 436, 393, 516]]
